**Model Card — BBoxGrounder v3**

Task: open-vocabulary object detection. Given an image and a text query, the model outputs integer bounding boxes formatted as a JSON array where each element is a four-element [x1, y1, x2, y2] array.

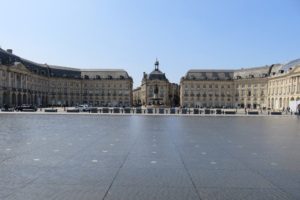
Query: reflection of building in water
[[133, 59, 179, 107], [181, 60, 300, 110], [0, 48, 133, 107]]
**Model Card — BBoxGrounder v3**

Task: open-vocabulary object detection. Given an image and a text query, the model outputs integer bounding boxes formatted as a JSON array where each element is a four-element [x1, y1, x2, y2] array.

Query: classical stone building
[[181, 60, 300, 110], [180, 70, 235, 108], [133, 60, 179, 107], [132, 87, 142, 106], [268, 59, 300, 110], [233, 66, 270, 109], [0, 48, 133, 107]]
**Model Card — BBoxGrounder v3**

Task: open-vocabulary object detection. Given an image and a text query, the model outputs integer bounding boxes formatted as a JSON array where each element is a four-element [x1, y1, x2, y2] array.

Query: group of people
[[282, 105, 300, 115]]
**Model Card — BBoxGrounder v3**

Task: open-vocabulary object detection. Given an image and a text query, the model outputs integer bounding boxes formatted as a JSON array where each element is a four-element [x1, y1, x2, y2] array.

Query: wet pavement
[[0, 114, 300, 200]]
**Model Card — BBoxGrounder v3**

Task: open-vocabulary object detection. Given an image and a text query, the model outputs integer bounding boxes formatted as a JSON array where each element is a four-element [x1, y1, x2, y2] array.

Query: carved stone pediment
[[9, 63, 32, 74]]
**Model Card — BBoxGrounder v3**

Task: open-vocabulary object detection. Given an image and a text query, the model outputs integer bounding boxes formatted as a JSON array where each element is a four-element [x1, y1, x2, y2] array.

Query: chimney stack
[[7, 49, 13, 54]]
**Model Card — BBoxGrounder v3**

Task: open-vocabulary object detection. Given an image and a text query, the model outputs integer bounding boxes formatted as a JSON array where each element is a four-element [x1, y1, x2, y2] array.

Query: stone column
[[0, 90, 3, 107]]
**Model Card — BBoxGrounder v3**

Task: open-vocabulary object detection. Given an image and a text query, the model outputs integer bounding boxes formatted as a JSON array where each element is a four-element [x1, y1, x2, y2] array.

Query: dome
[[147, 59, 168, 80], [148, 69, 167, 80]]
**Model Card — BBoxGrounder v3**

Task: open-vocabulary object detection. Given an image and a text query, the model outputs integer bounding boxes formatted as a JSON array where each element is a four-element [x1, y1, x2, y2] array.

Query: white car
[[76, 104, 89, 112]]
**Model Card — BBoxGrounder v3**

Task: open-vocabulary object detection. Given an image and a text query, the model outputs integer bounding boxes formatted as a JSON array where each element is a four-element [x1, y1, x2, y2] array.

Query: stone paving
[[0, 114, 300, 200]]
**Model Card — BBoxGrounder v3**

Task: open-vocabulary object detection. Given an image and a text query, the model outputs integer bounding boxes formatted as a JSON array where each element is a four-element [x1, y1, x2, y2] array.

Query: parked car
[[1, 105, 14, 112], [76, 104, 89, 112], [15, 104, 37, 111]]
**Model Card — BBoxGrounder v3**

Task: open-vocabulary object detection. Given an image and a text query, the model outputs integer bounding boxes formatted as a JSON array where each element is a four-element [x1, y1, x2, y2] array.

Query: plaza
[[1, 114, 300, 200]]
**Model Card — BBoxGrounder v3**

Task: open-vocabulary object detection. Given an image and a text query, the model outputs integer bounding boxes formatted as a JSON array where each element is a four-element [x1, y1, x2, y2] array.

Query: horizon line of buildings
[[1, 48, 300, 110]]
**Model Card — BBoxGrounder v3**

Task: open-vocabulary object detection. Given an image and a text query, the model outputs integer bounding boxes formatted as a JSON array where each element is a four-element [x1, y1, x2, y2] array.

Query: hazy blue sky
[[1, 0, 299, 87]]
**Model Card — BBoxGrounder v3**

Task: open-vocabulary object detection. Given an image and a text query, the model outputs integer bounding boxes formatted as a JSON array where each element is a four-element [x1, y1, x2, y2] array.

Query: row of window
[[184, 84, 232, 89]]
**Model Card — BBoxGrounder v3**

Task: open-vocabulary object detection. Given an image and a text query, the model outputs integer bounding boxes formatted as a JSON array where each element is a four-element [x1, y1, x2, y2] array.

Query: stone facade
[[181, 61, 300, 110], [1, 48, 299, 110], [267, 59, 300, 110], [132, 87, 142, 106], [0, 49, 133, 107], [180, 70, 235, 108], [134, 60, 179, 107], [233, 66, 270, 109]]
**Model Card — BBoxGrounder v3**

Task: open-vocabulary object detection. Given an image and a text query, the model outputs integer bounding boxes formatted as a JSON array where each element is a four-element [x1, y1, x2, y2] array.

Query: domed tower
[[138, 59, 171, 107]]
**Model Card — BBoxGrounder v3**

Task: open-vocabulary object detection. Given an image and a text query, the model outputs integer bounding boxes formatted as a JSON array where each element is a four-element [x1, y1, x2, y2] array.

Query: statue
[[150, 84, 162, 106]]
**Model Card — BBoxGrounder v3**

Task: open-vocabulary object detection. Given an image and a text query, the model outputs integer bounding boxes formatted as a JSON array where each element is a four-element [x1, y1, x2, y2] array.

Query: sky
[[0, 0, 300, 87]]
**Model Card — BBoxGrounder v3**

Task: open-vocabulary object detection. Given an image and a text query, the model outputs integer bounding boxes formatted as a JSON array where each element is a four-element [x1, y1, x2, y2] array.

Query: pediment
[[10, 63, 32, 74], [293, 65, 300, 73]]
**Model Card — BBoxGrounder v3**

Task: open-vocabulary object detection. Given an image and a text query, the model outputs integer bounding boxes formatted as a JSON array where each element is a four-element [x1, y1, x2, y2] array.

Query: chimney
[[7, 49, 13, 54]]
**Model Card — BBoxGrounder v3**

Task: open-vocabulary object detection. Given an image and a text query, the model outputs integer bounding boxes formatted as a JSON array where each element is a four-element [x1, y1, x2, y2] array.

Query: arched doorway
[[28, 94, 32, 105], [33, 94, 38, 105], [279, 98, 282, 109], [12, 93, 16, 106], [23, 94, 27, 104], [17, 93, 22, 106], [3, 92, 9, 106]]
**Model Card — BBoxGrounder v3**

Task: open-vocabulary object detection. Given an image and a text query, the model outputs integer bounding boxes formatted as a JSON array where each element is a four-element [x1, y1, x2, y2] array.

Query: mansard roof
[[148, 69, 168, 81], [281, 59, 300, 72], [0, 48, 131, 80], [233, 65, 271, 79], [184, 70, 234, 80], [146, 60, 168, 81], [81, 69, 130, 79]]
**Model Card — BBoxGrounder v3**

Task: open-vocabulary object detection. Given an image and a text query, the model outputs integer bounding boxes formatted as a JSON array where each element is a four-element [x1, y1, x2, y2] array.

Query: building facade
[[181, 60, 300, 110], [180, 70, 234, 108], [133, 60, 179, 107], [233, 66, 270, 109], [0, 48, 133, 107], [132, 87, 142, 106], [1, 47, 299, 110], [267, 59, 300, 110]]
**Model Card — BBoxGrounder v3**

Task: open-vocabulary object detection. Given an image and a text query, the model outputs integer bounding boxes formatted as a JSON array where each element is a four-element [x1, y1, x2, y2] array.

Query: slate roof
[[0, 48, 131, 80]]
